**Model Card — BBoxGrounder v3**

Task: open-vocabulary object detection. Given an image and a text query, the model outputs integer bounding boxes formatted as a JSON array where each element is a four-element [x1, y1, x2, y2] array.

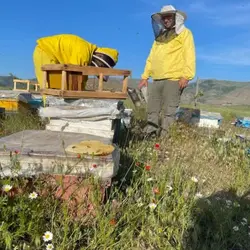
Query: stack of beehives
[[38, 96, 132, 142]]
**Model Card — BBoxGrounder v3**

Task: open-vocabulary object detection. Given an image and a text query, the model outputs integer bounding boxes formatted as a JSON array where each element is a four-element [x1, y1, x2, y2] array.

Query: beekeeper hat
[[93, 47, 119, 68], [152, 5, 187, 21]]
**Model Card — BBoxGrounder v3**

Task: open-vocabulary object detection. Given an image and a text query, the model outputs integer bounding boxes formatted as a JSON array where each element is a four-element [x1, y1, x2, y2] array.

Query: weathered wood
[[43, 71, 48, 89], [13, 79, 38, 92], [41, 89, 127, 99], [41, 64, 131, 76], [77, 73, 83, 91], [98, 73, 103, 91], [122, 76, 128, 93], [40, 64, 131, 99], [61, 70, 67, 90]]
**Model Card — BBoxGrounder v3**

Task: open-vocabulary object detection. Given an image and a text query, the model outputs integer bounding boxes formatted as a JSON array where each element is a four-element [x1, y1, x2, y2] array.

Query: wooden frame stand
[[13, 79, 40, 92], [41, 64, 131, 99]]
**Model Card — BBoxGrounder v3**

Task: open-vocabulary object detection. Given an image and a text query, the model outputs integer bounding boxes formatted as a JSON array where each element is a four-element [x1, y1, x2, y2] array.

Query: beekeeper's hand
[[179, 77, 189, 89], [138, 79, 148, 89]]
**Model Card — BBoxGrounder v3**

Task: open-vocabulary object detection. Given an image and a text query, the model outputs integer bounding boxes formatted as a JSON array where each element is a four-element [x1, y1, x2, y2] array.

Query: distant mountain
[[1, 75, 250, 106], [182, 79, 250, 105]]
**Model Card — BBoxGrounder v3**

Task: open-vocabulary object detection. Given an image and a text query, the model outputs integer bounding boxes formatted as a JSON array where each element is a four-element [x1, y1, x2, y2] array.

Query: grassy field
[[181, 103, 250, 121], [0, 104, 250, 250]]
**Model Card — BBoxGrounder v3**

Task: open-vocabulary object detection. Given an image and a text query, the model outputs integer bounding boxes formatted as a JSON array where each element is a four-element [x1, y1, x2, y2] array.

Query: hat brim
[[152, 10, 187, 20]]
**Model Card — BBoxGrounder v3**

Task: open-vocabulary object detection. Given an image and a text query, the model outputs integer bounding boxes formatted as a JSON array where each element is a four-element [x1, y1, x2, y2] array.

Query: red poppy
[[145, 165, 151, 171], [14, 150, 20, 154], [77, 154, 81, 159], [92, 164, 97, 168], [110, 219, 116, 226], [153, 187, 160, 195], [155, 143, 160, 150]]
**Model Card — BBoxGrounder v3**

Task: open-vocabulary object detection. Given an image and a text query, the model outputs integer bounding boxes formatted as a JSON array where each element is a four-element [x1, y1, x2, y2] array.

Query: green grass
[[0, 105, 250, 249], [181, 103, 250, 121]]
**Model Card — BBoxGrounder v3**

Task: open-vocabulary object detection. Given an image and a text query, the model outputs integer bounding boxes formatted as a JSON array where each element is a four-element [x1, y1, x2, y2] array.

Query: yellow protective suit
[[141, 28, 196, 81], [33, 34, 118, 89]]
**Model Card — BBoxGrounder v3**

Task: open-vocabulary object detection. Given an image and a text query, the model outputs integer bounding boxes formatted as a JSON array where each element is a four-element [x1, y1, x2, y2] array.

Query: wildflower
[[14, 150, 20, 154], [195, 192, 203, 199], [153, 187, 160, 195], [135, 162, 140, 167], [137, 202, 144, 207], [242, 218, 247, 223], [132, 169, 137, 173], [137, 197, 144, 207], [89, 164, 98, 172], [46, 244, 54, 250], [145, 165, 151, 171], [226, 200, 232, 207], [109, 219, 116, 226], [233, 226, 239, 232], [77, 154, 81, 159], [241, 218, 248, 226], [191, 176, 198, 183], [154, 143, 160, 150], [147, 177, 153, 182], [29, 192, 38, 200], [149, 203, 157, 210], [2, 184, 12, 192], [43, 231, 53, 242]]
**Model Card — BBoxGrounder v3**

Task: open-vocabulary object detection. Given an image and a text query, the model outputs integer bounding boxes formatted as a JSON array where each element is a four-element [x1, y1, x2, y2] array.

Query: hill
[[182, 79, 250, 105], [1, 75, 250, 106]]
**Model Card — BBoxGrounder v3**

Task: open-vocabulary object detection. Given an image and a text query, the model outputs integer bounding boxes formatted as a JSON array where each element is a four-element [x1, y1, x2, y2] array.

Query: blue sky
[[0, 0, 250, 81]]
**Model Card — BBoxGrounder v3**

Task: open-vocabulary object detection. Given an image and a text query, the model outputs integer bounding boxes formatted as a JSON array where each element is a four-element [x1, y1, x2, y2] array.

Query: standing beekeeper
[[33, 34, 119, 89], [139, 5, 196, 138]]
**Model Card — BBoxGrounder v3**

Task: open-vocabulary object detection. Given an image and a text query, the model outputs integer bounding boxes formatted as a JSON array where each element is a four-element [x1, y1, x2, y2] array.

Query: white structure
[[197, 111, 223, 129]]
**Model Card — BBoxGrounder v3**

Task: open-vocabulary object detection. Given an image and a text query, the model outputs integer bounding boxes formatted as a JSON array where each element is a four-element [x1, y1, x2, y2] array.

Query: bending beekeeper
[[33, 34, 119, 89], [139, 5, 196, 138]]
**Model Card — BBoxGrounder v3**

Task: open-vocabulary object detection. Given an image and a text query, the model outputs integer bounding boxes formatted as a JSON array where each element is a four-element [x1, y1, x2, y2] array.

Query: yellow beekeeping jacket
[[141, 28, 196, 81], [33, 34, 97, 89]]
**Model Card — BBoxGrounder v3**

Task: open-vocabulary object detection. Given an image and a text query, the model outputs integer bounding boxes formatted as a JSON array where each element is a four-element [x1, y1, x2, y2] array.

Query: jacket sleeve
[[182, 30, 196, 80], [141, 41, 156, 79]]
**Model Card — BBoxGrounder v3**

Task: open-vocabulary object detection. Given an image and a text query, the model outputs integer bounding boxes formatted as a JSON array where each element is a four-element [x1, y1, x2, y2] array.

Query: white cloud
[[188, 1, 250, 26], [197, 47, 250, 66]]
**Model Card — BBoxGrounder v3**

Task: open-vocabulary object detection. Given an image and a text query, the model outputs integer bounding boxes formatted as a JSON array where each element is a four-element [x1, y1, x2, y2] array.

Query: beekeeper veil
[[151, 5, 187, 42]]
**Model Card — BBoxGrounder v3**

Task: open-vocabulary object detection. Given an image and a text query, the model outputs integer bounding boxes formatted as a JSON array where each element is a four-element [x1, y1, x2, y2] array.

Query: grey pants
[[144, 79, 182, 135]]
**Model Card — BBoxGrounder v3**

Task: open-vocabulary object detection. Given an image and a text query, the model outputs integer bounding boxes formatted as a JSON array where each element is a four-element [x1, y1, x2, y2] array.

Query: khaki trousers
[[145, 79, 182, 135]]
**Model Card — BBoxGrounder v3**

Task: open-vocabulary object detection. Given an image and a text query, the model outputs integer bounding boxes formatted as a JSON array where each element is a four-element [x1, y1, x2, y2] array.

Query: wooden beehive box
[[41, 64, 131, 99]]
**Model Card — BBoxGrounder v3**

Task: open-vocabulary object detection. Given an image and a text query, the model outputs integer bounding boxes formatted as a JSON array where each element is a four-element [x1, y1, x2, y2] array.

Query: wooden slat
[[68, 74, 73, 90], [61, 70, 67, 90], [122, 76, 128, 93], [41, 64, 131, 76], [77, 74, 83, 91], [98, 73, 103, 91], [43, 71, 47, 89], [13, 79, 30, 83], [41, 89, 127, 99]]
